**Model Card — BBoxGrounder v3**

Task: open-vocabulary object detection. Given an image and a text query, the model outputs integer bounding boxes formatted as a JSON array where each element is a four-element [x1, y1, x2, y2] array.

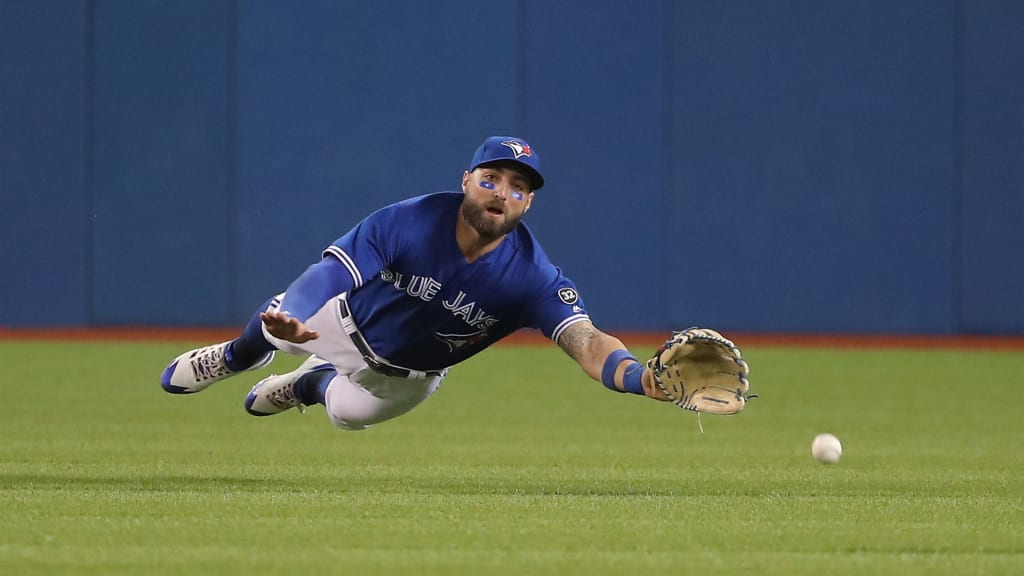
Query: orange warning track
[[1, 327, 1022, 351]]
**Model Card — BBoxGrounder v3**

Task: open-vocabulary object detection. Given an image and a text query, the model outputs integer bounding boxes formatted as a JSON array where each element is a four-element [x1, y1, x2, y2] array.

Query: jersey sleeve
[[278, 204, 400, 322], [525, 268, 591, 345], [277, 257, 354, 322], [321, 203, 403, 291]]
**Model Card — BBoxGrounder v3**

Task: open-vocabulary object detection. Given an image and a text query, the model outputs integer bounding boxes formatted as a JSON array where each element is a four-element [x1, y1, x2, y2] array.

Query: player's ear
[[461, 171, 471, 192], [524, 191, 534, 212]]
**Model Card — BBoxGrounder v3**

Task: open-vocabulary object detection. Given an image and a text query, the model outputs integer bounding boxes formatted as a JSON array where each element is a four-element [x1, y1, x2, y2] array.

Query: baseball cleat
[[161, 341, 275, 394], [244, 355, 333, 416]]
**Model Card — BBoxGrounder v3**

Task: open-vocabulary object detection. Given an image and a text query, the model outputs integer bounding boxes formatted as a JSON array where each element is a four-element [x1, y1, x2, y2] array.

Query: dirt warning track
[[1, 327, 1022, 351]]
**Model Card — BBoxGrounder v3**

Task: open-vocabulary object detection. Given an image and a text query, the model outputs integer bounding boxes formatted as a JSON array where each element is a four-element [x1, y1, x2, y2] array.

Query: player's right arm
[[267, 204, 399, 343], [261, 256, 353, 343]]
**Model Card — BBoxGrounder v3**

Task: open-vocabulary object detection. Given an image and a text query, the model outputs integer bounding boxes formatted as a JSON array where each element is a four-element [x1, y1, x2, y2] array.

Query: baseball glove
[[647, 327, 754, 415]]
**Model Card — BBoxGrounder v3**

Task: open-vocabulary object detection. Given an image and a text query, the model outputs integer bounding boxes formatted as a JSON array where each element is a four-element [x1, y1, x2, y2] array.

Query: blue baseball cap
[[468, 136, 544, 191]]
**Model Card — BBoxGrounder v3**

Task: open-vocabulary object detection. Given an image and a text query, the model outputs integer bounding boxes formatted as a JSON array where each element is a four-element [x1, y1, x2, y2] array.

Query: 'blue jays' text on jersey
[[322, 192, 589, 371]]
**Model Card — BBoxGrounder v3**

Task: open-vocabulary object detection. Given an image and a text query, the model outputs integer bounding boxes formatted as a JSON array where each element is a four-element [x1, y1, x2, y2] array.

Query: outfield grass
[[1, 339, 1022, 575]]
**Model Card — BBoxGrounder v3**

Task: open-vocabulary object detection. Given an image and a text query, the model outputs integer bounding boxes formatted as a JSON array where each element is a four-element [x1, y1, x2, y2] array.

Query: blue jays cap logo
[[501, 140, 533, 159], [471, 135, 545, 190]]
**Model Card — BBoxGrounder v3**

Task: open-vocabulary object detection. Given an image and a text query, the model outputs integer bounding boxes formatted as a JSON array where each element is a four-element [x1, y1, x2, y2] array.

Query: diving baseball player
[[161, 136, 675, 431]]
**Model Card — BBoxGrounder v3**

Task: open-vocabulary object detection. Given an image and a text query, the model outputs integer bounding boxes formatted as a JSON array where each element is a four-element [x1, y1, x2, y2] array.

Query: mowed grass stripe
[[0, 341, 1021, 575]]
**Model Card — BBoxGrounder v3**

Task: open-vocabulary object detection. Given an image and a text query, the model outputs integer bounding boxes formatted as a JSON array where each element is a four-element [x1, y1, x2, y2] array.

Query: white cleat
[[244, 355, 333, 416], [161, 341, 275, 395]]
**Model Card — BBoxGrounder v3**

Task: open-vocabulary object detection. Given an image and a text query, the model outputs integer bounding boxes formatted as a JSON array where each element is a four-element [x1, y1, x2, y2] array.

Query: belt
[[337, 298, 443, 379]]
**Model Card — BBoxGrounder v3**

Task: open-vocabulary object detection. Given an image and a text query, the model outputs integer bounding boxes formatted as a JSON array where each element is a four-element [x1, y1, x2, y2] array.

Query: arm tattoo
[[556, 321, 600, 362]]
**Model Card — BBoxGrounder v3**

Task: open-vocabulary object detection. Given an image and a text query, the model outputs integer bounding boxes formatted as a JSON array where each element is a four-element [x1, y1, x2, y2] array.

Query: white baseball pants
[[261, 293, 446, 430]]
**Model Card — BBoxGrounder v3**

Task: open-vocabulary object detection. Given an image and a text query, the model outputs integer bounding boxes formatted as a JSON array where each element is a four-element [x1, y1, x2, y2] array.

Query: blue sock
[[224, 298, 278, 371], [295, 368, 334, 406]]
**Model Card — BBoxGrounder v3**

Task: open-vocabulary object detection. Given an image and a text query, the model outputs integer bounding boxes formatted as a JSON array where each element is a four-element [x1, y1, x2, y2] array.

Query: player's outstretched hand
[[641, 368, 673, 402], [646, 327, 753, 414], [260, 310, 320, 344]]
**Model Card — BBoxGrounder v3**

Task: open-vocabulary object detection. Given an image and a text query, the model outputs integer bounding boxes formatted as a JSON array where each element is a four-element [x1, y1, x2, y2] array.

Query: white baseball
[[811, 433, 842, 464]]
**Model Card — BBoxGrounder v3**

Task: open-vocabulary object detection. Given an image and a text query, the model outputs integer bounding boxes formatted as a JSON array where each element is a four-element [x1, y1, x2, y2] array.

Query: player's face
[[460, 164, 535, 239]]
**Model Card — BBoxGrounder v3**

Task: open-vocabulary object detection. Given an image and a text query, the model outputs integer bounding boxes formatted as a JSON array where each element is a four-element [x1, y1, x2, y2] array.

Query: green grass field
[[1, 339, 1022, 575]]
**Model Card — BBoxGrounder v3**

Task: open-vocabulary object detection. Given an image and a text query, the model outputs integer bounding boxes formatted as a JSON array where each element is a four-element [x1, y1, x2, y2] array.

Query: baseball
[[811, 433, 842, 464]]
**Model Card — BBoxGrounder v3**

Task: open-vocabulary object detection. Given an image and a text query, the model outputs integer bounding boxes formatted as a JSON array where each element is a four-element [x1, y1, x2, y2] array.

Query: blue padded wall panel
[[957, 0, 1024, 333], [3, 1, 1024, 334], [521, 0, 666, 330], [667, 1, 956, 333], [91, 0, 232, 324], [0, 1, 87, 325], [233, 0, 522, 319]]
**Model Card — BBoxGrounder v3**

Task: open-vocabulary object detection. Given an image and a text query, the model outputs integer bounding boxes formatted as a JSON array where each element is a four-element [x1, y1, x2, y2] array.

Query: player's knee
[[326, 412, 372, 431], [323, 376, 382, 430]]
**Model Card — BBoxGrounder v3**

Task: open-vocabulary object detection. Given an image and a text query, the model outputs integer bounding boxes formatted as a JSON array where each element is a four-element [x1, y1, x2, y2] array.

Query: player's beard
[[461, 198, 523, 240]]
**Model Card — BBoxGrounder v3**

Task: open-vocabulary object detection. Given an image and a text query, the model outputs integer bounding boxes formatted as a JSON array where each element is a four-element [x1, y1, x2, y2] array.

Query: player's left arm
[[556, 320, 669, 401]]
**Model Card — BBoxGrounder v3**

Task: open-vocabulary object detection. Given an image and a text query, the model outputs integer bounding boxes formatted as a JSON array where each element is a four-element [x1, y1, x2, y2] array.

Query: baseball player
[[161, 136, 671, 431]]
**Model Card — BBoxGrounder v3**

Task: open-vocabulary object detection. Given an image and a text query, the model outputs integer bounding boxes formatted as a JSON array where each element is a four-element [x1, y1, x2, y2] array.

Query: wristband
[[601, 349, 638, 392], [621, 361, 645, 395]]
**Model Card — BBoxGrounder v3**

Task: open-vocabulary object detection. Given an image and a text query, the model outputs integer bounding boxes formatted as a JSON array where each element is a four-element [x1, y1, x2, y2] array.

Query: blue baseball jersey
[[322, 192, 589, 371]]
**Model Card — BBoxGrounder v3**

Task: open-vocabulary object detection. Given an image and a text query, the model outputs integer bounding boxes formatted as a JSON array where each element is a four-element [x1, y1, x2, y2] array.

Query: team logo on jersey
[[381, 268, 442, 302], [442, 290, 499, 329], [435, 329, 488, 352], [558, 287, 578, 305], [501, 140, 533, 159]]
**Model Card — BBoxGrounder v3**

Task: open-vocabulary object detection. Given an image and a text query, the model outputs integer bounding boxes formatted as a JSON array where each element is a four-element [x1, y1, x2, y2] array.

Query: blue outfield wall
[[1, 0, 1022, 334], [0, 0, 88, 325]]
